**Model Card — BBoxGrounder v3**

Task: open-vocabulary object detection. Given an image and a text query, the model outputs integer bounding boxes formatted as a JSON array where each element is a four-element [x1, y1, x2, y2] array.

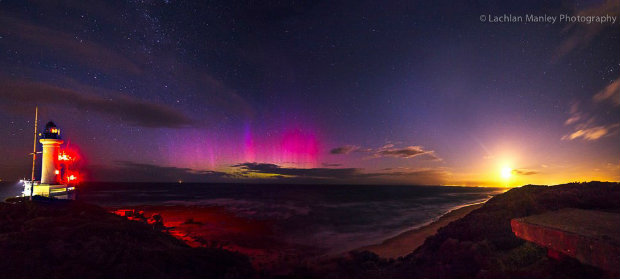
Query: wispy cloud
[[330, 143, 441, 161], [562, 79, 620, 141], [511, 169, 539, 176], [330, 145, 360, 154], [0, 9, 255, 123], [0, 14, 142, 74], [232, 162, 360, 179], [1, 78, 193, 128], [231, 162, 448, 184], [593, 78, 620, 106], [373, 144, 441, 160], [564, 113, 582, 125], [553, 0, 620, 61], [562, 123, 620, 141]]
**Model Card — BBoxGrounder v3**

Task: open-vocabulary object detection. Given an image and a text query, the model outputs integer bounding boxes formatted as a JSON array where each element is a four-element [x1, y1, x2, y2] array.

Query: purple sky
[[1, 0, 619, 186]]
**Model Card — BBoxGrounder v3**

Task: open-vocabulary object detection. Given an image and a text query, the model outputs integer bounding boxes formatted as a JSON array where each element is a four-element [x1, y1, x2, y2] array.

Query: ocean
[[0, 182, 504, 254]]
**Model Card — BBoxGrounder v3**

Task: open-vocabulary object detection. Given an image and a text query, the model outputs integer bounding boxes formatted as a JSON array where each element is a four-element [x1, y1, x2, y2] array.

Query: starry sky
[[1, 0, 619, 186]]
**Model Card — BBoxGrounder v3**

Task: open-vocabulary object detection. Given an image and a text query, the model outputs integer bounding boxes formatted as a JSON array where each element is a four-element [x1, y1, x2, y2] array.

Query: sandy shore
[[358, 203, 483, 259], [108, 202, 484, 270]]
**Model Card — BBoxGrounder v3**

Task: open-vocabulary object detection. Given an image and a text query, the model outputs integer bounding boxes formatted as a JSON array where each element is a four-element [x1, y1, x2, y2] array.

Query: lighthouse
[[40, 122, 64, 184], [23, 120, 77, 199]]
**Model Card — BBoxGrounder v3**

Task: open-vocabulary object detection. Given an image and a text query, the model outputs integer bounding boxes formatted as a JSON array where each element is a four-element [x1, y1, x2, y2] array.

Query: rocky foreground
[[0, 198, 254, 279], [1, 181, 618, 279]]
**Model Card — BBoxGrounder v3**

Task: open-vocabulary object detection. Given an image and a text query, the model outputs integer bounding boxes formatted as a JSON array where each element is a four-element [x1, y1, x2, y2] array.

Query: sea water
[[0, 182, 504, 254]]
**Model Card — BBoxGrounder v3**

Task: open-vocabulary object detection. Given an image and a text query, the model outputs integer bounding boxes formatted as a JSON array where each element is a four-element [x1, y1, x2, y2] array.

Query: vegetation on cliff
[[305, 182, 619, 279]]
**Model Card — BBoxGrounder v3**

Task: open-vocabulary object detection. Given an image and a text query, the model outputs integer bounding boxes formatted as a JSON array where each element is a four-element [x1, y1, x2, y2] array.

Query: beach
[[358, 203, 483, 258], [106, 201, 486, 273], [106, 202, 486, 265]]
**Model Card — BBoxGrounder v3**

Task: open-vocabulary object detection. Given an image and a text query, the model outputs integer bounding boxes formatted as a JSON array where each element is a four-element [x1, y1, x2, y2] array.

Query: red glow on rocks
[[110, 205, 301, 270]]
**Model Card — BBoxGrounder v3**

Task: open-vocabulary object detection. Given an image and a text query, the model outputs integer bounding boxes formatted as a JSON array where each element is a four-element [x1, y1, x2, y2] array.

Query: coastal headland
[[1, 181, 618, 278]]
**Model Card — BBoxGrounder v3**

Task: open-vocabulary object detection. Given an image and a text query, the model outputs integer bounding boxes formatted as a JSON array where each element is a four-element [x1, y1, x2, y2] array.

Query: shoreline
[[103, 200, 490, 263], [357, 202, 484, 259]]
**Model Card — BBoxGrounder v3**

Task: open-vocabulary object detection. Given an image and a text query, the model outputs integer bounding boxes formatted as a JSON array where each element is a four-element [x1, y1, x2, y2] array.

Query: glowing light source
[[501, 166, 512, 179], [68, 175, 76, 181], [58, 152, 71, 161], [55, 170, 60, 175]]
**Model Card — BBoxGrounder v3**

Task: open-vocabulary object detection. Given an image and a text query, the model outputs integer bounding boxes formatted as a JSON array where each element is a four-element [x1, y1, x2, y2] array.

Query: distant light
[[68, 175, 76, 181], [501, 166, 512, 179], [55, 170, 60, 175]]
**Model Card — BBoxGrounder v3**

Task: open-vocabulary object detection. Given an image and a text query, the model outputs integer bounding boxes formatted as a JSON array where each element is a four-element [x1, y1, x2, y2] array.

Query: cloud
[[562, 123, 620, 141], [564, 114, 582, 125], [562, 80, 620, 141], [331, 143, 441, 161], [1, 78, 194, 128], [88, 161, 231, 182], [0, 14, 142, 74], [553, 0, 620, 61], [376, 145, 426, 158], [374, 145, 442, 161], [330, 145, 360, 154], [564, 101, 586, 126], [232, 162, 360, 179], [0, 11, 254, 124], [511, 169, 539, 176], [231, 162, 448, 184], [593, 78, 620, 106], [87, 161, 448, 184]]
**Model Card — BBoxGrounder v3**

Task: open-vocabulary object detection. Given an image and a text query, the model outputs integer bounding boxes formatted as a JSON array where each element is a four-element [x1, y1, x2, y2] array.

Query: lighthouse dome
[[42, 121, 61, 139]]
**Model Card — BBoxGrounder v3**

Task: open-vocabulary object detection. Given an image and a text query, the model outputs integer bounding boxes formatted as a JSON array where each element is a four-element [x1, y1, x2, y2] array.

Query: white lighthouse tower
[[23, 121, 77, 199], [40, 122, 63, 185]]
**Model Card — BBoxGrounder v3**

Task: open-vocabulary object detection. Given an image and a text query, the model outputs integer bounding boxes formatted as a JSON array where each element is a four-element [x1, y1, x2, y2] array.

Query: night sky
[[1, 0, 619, 186]]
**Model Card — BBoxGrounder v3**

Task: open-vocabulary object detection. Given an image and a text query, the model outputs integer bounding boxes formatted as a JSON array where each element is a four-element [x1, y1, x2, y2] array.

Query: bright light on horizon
[[501, 166, 513, 180]]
